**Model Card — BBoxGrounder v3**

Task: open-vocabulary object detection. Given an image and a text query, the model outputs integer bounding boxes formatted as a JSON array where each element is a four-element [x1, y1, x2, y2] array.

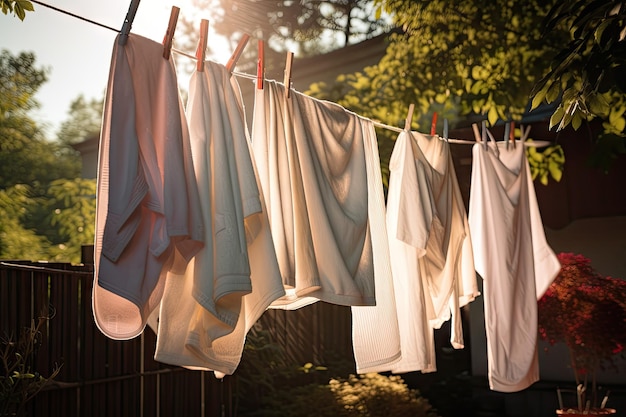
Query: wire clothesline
[[28, 0, 550, 147], [30, 0, 119, 32]]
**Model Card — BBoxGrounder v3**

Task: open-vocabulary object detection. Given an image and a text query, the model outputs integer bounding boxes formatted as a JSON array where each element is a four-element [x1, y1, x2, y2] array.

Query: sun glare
[[131, 0, 232, 63]]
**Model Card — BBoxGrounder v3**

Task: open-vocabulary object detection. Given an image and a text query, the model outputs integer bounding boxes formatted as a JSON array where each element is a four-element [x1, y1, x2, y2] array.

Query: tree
[[183, 0, 389, 57], [314, 0, 568, 126], [1, 0, 33, 21], [307, 0, 569, 185], [56, 95, 103, 146], [0, 185, 50, 261], [530, 0, 626, 167], [0, 50, 94, 263]]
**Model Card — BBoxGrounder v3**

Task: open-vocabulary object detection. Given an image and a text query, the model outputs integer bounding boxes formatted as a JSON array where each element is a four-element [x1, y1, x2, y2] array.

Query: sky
[[1, 0, 233, 137]]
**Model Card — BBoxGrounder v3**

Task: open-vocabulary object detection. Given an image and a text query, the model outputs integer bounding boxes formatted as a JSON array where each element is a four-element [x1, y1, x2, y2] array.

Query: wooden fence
[[0, 259, 355, 417]]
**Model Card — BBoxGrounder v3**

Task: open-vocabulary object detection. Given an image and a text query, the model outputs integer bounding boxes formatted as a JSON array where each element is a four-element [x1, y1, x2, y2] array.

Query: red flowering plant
[[538, 252, 626, 413]]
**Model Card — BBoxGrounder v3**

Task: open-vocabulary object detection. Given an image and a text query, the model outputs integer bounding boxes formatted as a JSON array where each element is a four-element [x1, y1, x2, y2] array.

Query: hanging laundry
[[153, 61, 285, 376], [386, 130, 478, 374], [93, 33, 204, 340], [251, 79, 400, 372], [252, 80, 377, 308], [468, 138, 560, 392]]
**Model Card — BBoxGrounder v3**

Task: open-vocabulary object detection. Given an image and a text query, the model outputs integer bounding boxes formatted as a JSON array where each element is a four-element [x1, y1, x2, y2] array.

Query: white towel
[[468, 140, 559, 392], [251, 80, 400, 372], [386, 131, 478, 374], [153, 62, 284, 376], [252, 81, 379, 308]]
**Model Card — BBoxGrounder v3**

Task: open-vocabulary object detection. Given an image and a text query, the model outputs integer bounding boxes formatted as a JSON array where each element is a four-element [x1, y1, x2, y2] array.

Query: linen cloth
[[386, 131, 478, 374], [468, 140, 559, 392], [251, 81, 400, 372], [153, 62, 285, 375]]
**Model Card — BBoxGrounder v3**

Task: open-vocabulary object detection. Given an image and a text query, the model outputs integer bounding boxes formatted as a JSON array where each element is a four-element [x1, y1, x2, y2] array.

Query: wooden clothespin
[[520, 124, 531, 142], [472, 123, 481, 143], [225, 33, 250, 73], [404, 103, 415, 131], [256, 40, 264, 90], [284, 51, 294, 99], [485, 127, 500, 157], [162, 6, 180, 60], [119, 0, 141, 45], [443, 118, 449, 141], [430, 111, 438, 135], [196, 19, 209, 72]]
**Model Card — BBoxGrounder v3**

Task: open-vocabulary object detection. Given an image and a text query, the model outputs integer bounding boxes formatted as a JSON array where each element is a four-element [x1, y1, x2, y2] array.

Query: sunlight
[[131, 0, 232, 63]]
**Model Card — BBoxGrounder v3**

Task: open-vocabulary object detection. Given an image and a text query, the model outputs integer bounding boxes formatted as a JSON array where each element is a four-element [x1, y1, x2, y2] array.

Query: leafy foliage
[[531, 1, 626, 138], [0, 0, 33, 21], [538, 253, 626, 410], [529, 1, 626, 171], [312, 0, 564, 124], [1, 312, 61, 417], [526, 140, 565, 185], [234, 323, 439, 417], [56, 95, 103, 146], [307, 0, 571, 186], [211, 0, 390, 55], [0, 50, 96, 263], [239, 370, 440, 417], [0, 185, 50, 261]]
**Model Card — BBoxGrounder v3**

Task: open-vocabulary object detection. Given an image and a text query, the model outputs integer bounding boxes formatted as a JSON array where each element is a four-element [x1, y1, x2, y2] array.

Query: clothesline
[[30, 0, 551, 148], [31, 0, 119, 32]]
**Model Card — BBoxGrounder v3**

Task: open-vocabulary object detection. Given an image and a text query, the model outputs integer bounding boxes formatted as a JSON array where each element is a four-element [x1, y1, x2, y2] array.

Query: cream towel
[[386, 131, 478, 374], [468, 140, 559, 392], [252, 80, 400, 372], [153, 62, 284, 375]]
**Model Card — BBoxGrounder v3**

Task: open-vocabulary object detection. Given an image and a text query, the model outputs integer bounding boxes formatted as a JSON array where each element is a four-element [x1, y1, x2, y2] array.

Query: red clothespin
[[256, 40, 264, 90], [284, 51, 294, 99], [196, 19, 209, 72], [225, 33, 250, 73], [162, 6, 180, 60], [430, 111, 438, 135]]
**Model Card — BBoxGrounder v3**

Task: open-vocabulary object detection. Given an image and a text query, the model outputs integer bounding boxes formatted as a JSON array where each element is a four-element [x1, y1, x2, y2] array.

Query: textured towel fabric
[[468, 141, 559, 392], [349, 116, 401, 374], [252, 80, 379, 308], [93, 33, 203, 340], [252, 80, 399, 372], [386, 131, 478, 374], [153, 62, 285, 375]]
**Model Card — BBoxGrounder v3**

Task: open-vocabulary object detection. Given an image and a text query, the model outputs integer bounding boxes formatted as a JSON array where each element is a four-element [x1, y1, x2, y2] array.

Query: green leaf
[[594, 20, 612, 44], [531, 83, 548, 110], [546, 82, 561, 104], [21, 0, 33, 11], [611, 116, 626, 133], [588, 94, 610, 116], [15, 2, 25, 20], [571, 112, 582, 130], [550, 106, 565, 130], [548, 160, 563, 182], [487, 105, 498, 126]]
